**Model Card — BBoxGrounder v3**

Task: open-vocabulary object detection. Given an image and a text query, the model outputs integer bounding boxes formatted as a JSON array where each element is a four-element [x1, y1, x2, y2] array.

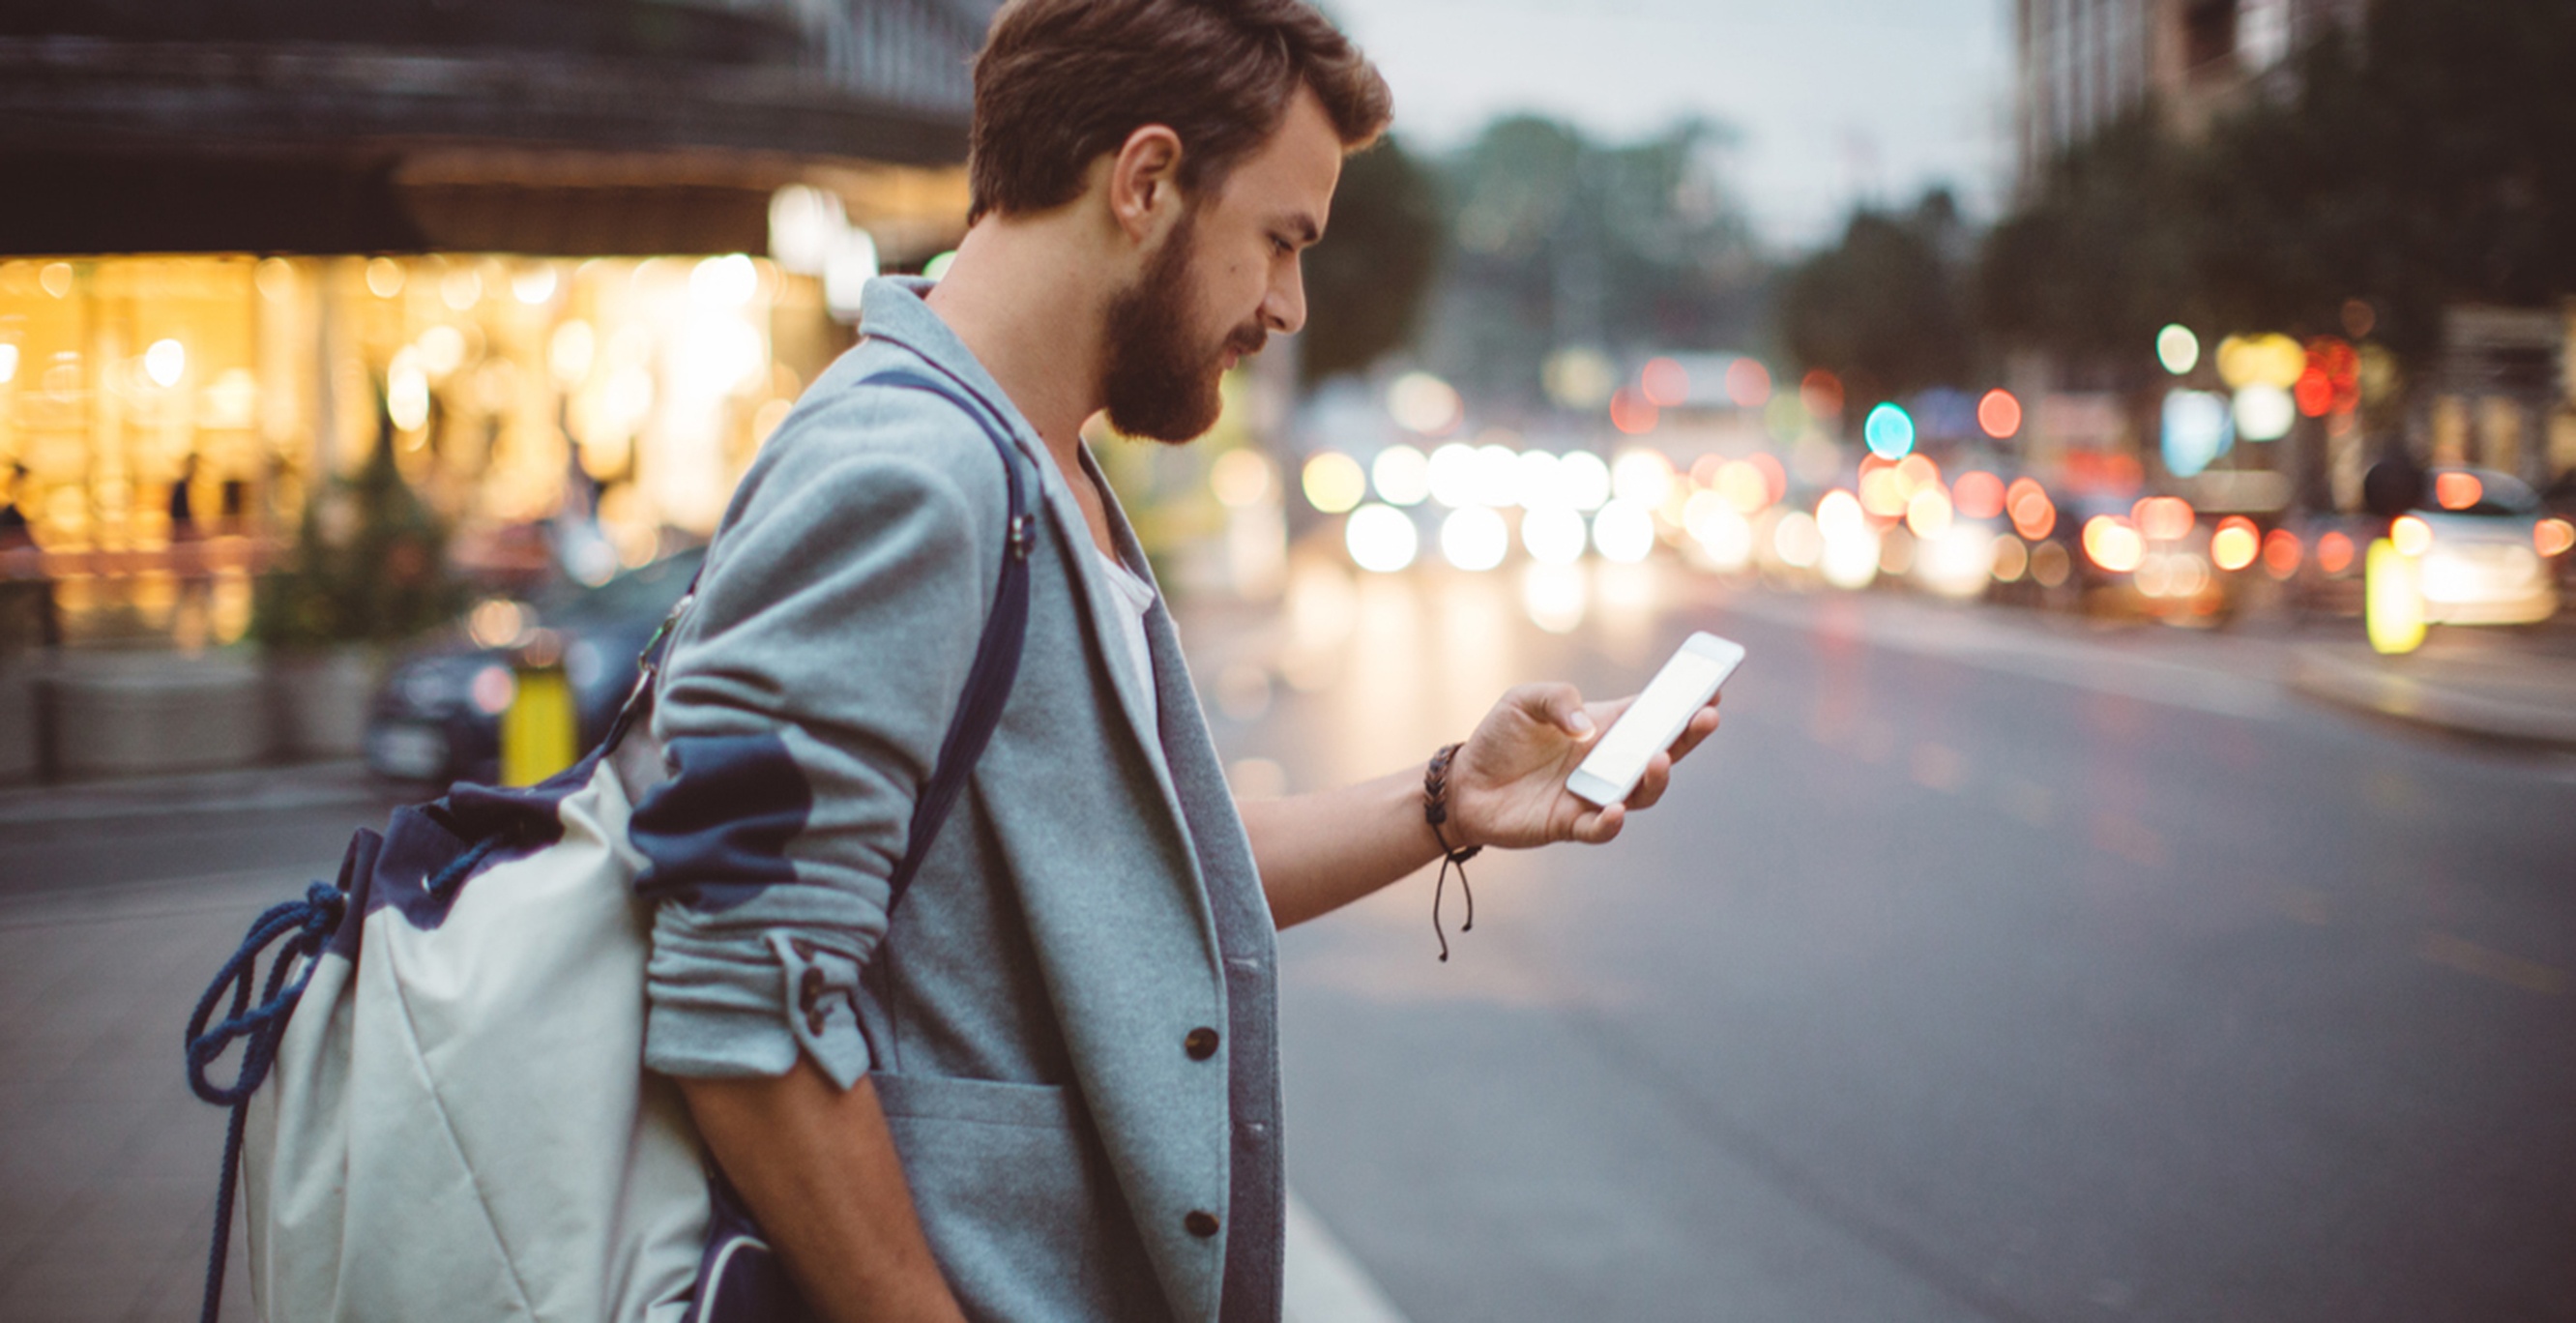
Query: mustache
[[1225, 324, 1268, 358]]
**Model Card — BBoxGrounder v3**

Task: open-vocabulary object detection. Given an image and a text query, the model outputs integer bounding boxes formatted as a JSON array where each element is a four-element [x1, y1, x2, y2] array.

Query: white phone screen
[[1576, 648, 1730, 789]]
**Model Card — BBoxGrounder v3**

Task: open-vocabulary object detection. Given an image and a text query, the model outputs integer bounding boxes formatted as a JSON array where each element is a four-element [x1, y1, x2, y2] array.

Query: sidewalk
[[0, 758, 385, 827], [2285, 624, 2576, 750]]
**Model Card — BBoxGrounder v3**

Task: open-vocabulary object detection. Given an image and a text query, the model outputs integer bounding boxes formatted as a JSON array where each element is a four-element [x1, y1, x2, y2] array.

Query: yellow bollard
[[499, 664, 578, 786], [2364, 537, 2425, 655]]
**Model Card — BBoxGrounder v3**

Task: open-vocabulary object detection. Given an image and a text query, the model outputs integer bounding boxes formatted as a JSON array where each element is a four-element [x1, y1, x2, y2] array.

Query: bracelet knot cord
[[1423, 742, 1483, 961]]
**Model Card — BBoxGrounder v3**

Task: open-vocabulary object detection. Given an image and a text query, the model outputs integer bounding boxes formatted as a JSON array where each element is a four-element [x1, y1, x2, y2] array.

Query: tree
[[1978, 0, 2576, 371], [1423, 115, 1763, 411], [1298, 135, 1443, 386], [1780, 189, 1977, 402]]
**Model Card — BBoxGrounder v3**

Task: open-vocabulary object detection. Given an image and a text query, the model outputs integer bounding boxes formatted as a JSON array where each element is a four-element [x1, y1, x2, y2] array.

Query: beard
[[1099, 217, 1267, 443]]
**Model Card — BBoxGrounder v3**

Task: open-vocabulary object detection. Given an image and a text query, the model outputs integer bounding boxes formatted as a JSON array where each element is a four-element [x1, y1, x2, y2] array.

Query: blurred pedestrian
[[642, 2, 1724, 1320]]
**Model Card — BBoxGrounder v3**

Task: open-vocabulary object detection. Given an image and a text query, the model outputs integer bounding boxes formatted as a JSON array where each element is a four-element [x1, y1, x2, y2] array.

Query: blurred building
[[2012, 0, 2364, 190], [0, 1, 991, 649]]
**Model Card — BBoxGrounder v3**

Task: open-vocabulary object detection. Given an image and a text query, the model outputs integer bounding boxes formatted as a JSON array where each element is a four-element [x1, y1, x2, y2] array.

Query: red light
[[1641, 357, 1689, 407], [2434, 471, 2482, 511], [2133, 495, 2196, 542], [1976, 389, 2022, 439], [2295, 371, 2333, 418], [2262, 528, 2301, 578], [1953, 471, 2005, 520], [1800, 368, 1843, 419], [2006, 477, 2056, 540], [1609, 387, 1659, 435], [1725, 359, 1771, 408], [2318, 530, 2355, 575]]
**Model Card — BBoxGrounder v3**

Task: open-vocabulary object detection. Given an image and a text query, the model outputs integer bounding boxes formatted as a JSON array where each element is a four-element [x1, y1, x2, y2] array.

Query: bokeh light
[[1862, 402, 1916, 459], [1640, 357, 1689, 408], [1773, 512, 1823, 569], [2233, 383, 2297, 442], [2083, 515, 2145, 573], [1611, 449, 1676, 509], [2156, 324, 2200, 375], [1211, 450, 1274, 509], [2263, 528, 2303, 578], [2434, 471, 2482, 511], [1953, 470, 2005, 521], [2161, 390, 2234, 477], [1977, 389, 2022, 439], [1905, 487, 1954, 539], [1592, 500, 1656, 563], [1344, 503, 1419, 573], [1725, 359, 1771, 408], [1302, 452, 1366, 514], [1440, 506, 1509, 572], [1473, 443, 1521, 508], [1371, 444, 1430, 506], [2390, 514, 2432, 557], [1426, 443, 1478, 509], [1609, 387, 1659, 435], [1388, 371, 1464, 434], [142, 338, 187, 388], [1800, 368, 1844, 419], [2537, 518, 2576, 558], [2134, 496, 2195, 542], [1557, 451, 1612, 512], [2318, 531, 2356, 575], [2210, 515, 2259, 572], [1522, 505, 1588, 566], [1992, 537, 2030, 582], [1512, 450, 1565, 510]]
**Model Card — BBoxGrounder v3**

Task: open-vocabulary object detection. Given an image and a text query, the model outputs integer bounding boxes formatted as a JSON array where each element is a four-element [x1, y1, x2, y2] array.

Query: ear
[[1105, 124, 1186, 246]]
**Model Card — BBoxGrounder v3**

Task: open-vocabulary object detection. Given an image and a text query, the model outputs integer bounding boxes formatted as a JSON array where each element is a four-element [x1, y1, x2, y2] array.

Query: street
[[5, 566, 2574, 1321]]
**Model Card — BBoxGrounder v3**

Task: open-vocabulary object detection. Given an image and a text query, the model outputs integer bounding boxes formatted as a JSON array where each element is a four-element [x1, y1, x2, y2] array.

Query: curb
[[2287, 647, 2576, 750]]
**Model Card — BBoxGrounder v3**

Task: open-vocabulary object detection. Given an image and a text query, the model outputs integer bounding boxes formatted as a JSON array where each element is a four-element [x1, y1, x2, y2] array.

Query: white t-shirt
[[1094, 546, 1160, 738]]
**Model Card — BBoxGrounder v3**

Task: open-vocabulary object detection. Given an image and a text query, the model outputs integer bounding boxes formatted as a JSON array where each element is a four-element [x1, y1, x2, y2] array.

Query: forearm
[[677, 1063, 967, 1323], [1241, 762, 1446, 928]]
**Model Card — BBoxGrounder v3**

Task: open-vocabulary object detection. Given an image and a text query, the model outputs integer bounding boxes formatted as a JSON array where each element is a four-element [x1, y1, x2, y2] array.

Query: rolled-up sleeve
[[634, 413, 993, 1089]]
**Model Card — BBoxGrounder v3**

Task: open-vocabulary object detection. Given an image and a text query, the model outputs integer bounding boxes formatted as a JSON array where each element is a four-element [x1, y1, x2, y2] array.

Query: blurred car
[[365, 547, 704, 785], [2408, 468, 2559, 626]]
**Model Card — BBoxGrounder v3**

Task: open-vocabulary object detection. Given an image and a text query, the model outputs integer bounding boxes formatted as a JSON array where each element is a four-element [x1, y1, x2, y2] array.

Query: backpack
[[183, 364, 1039, 1323]]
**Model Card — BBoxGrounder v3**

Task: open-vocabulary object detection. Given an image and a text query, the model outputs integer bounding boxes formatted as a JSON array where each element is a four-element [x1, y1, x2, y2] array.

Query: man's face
[[1100, 89, 1344, 442]]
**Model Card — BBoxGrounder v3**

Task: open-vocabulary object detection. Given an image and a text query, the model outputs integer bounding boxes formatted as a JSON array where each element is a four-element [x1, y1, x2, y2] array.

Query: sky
[[1321, 0, 2012, 251]]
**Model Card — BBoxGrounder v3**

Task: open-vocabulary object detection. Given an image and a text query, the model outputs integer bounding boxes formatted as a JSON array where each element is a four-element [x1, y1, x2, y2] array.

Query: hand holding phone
[[1566, 632, 1744, 808]]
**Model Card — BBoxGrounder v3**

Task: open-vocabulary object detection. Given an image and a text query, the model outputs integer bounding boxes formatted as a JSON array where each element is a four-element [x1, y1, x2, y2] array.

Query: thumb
[[1528, 684, 1595, 740]]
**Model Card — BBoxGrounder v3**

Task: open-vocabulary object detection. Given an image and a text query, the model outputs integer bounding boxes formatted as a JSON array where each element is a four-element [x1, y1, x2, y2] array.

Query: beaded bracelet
[[1422, 742, 1483, 962]]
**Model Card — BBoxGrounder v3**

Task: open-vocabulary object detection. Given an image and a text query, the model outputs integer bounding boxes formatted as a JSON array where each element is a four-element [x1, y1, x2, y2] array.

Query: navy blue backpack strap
[[858, 364, 1039, 910]]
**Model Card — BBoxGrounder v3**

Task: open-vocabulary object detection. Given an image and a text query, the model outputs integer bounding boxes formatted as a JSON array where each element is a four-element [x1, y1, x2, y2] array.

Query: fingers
[[1626, 750, 1674, 810], [1570, 801, 1625, 844], [1667, 703, 1724, 761]]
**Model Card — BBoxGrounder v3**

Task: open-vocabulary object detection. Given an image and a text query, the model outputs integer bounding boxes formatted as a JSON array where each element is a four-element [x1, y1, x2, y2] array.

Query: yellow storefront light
[[2365, 538, 2426, 655]]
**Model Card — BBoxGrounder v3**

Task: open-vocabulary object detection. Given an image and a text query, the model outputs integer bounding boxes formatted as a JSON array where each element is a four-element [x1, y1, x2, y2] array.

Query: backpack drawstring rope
[[184, 881, 347, 1323]]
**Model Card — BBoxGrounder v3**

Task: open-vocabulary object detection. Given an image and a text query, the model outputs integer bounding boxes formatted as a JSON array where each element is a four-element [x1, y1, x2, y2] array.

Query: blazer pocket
[[868, 1073, 1164, 1322], [869, 1072, 1082, 1131]]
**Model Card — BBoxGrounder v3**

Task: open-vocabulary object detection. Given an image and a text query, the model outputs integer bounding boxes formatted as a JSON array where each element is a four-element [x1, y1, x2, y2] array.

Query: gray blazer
[[638, 278, 1282, 1322]]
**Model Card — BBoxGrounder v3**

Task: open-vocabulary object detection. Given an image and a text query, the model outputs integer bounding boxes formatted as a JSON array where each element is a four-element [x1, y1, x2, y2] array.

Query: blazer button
[[1184, 1027, 1220, 1060], [1184, 1210, 1220, 1239]]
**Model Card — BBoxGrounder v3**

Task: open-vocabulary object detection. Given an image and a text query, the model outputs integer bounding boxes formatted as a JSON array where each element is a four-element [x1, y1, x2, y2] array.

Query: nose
[[1265, 261, 1306, 338]]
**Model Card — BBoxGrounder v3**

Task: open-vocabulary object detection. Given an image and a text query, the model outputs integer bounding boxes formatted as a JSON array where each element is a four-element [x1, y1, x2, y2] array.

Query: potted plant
[[254, 417, 463, 761]]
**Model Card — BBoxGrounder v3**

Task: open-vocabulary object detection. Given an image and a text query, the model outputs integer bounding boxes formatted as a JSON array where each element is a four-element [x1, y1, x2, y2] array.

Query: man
[[640, 2, 1723, 1320]]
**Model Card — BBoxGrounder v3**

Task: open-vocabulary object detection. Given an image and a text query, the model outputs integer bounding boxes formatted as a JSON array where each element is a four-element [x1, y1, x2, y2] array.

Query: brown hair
[[966, 0, 1392, 223]]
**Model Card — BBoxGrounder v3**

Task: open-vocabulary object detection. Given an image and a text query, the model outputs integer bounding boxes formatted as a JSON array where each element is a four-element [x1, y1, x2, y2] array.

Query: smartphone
[[1565, 632, 1744, 808]]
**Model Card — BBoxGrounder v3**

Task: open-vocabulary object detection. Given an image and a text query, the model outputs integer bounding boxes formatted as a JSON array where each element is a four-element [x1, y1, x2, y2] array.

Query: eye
[[1271, 235, 1294, 257]]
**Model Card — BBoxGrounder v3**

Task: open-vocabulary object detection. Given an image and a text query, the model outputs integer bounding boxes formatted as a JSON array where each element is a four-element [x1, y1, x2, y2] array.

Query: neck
[[922, 216, 1111, 476]]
